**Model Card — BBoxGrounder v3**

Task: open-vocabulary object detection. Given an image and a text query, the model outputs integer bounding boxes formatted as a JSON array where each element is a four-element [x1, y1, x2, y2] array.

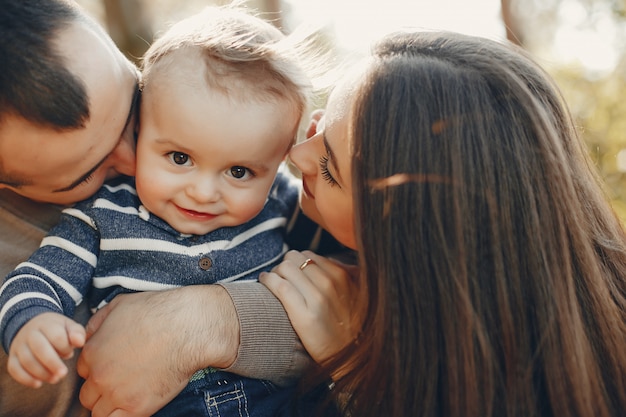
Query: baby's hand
[[7, 312, 86, 388]]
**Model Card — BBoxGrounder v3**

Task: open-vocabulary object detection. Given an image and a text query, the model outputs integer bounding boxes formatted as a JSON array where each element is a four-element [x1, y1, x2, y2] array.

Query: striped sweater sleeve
[[0, 206, 99, 352]]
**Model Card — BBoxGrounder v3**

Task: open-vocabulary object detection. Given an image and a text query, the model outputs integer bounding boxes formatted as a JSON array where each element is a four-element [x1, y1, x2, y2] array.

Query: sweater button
[[198, 257, 212, 270]]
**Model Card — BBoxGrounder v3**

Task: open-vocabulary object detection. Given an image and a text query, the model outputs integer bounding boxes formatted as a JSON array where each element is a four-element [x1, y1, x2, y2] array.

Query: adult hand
[[260, 250, 361, 366], [76, 285, 239, 417]]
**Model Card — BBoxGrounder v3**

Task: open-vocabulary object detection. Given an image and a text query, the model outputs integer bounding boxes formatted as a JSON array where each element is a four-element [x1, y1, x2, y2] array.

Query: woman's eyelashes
[[319, 155, 338, 186]]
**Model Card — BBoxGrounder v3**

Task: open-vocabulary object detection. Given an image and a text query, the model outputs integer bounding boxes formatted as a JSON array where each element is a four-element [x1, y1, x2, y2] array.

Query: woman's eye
[[319, 155, 338, 186], [229, 166, 252, 179], [168, 152, 191, 166]]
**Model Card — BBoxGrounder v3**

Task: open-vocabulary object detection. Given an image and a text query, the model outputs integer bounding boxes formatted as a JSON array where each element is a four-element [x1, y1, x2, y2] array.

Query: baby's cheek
[[235, 195, 268, 223]]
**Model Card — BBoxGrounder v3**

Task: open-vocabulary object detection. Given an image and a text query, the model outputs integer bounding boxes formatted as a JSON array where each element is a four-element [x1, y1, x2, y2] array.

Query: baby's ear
[[306, 109, 325, 139]]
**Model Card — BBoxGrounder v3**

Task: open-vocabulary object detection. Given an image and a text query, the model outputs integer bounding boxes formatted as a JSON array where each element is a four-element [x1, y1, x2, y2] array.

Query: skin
[[2, 17, 139, 390], [77, 286, 240, 417], [261, 76, 364, 365], [290, 85, 356, 250], [262, 33, 626, 417], [0, 20, 138, 205], [7, 48, 299, 405], [136, 50, 298, 236], [7, 313, 86, 388], [75, 53, 300, 417], [0, 17, 244, 416]]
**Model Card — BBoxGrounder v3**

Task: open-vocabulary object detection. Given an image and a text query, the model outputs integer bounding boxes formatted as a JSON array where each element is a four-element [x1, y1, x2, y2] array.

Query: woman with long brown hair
[[262, 30, 626, 416]]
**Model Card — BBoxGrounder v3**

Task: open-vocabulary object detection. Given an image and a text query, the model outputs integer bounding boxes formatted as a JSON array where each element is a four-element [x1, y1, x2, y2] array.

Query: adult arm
[[260, 250, 361, 367], [76, 111, 341, 416], [0, 192, 89, 417], [219, 281, 311, 383], [77, 282, 306, 417], [0, 206, 99, 352]]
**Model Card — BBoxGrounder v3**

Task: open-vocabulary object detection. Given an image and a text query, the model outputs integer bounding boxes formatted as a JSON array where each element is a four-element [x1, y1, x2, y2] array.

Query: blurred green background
[[77, 0, 626, 220]]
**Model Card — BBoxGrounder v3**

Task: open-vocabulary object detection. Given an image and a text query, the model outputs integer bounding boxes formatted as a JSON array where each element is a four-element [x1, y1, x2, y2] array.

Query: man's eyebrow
[[0, 174, 31, 189], [54, 81, 141, 193], [323, 133, 343, 184]]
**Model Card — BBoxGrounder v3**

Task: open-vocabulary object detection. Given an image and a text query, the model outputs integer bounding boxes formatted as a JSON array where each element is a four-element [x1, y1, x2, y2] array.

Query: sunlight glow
[[284, 0, 619, 75], [552, 0, 618, 75], [284, 0, 505, 51]]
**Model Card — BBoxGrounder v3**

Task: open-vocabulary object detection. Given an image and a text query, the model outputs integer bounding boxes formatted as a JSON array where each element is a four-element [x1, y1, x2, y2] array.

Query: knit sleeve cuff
[[217, 281, 312, 386]]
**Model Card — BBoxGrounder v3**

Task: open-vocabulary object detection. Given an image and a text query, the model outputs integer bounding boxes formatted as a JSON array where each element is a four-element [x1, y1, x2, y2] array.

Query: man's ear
[[306, 109, 325, 139]]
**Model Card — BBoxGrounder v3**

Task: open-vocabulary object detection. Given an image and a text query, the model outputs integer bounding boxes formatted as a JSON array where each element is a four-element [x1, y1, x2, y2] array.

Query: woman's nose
[[290, 110, 325, 175], [289, 135, 319, 176]]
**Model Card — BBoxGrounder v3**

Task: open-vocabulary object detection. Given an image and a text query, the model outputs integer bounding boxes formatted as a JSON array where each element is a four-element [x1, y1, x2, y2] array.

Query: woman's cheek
[[300, 192, 325, 229], [319, 195, 356, 250]]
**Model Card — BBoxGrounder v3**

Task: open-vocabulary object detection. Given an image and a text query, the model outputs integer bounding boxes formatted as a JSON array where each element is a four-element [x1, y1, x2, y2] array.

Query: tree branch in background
[[501, 0, 524, 46]]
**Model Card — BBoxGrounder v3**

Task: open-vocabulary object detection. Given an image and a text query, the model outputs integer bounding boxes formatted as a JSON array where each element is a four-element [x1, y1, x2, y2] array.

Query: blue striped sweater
[[0, 171, 301, 352]]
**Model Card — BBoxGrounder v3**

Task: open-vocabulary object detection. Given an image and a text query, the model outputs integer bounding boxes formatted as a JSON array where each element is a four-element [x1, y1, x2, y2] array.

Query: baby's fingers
[[64, 319, 87, 355], [39, 314, 85, 360], [30, 329, 69, 383], [8, 330, 67, 386], [7, 350, 44, 388]]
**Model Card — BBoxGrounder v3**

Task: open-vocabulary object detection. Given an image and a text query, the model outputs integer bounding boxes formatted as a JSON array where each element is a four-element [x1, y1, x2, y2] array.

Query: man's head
[[0, 0, 139, 204]]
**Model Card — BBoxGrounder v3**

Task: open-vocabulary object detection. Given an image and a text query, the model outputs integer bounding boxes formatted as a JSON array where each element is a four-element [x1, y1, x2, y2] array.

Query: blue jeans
[[154, 369, 296, 417]]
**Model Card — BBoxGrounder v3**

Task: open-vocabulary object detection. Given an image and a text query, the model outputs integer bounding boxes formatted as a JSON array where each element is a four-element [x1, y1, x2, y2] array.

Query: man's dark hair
[[0, 0, 89, 129]]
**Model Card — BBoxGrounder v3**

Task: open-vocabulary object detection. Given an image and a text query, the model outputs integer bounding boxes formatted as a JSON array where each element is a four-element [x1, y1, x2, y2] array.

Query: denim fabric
[[154, 370, 296, 417]]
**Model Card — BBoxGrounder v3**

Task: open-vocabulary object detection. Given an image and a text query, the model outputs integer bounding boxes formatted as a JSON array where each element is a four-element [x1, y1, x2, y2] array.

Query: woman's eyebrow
[[323, 133, 343, 184]]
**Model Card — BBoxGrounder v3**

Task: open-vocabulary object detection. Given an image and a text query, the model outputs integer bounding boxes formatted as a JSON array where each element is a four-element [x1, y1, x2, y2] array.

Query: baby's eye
[[229, 166, 253, 180], [168, 152, 191, 166]]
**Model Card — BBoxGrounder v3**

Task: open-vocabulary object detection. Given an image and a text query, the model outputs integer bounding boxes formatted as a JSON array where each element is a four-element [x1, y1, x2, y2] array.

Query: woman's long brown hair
[[322, 31, 626, 417]]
